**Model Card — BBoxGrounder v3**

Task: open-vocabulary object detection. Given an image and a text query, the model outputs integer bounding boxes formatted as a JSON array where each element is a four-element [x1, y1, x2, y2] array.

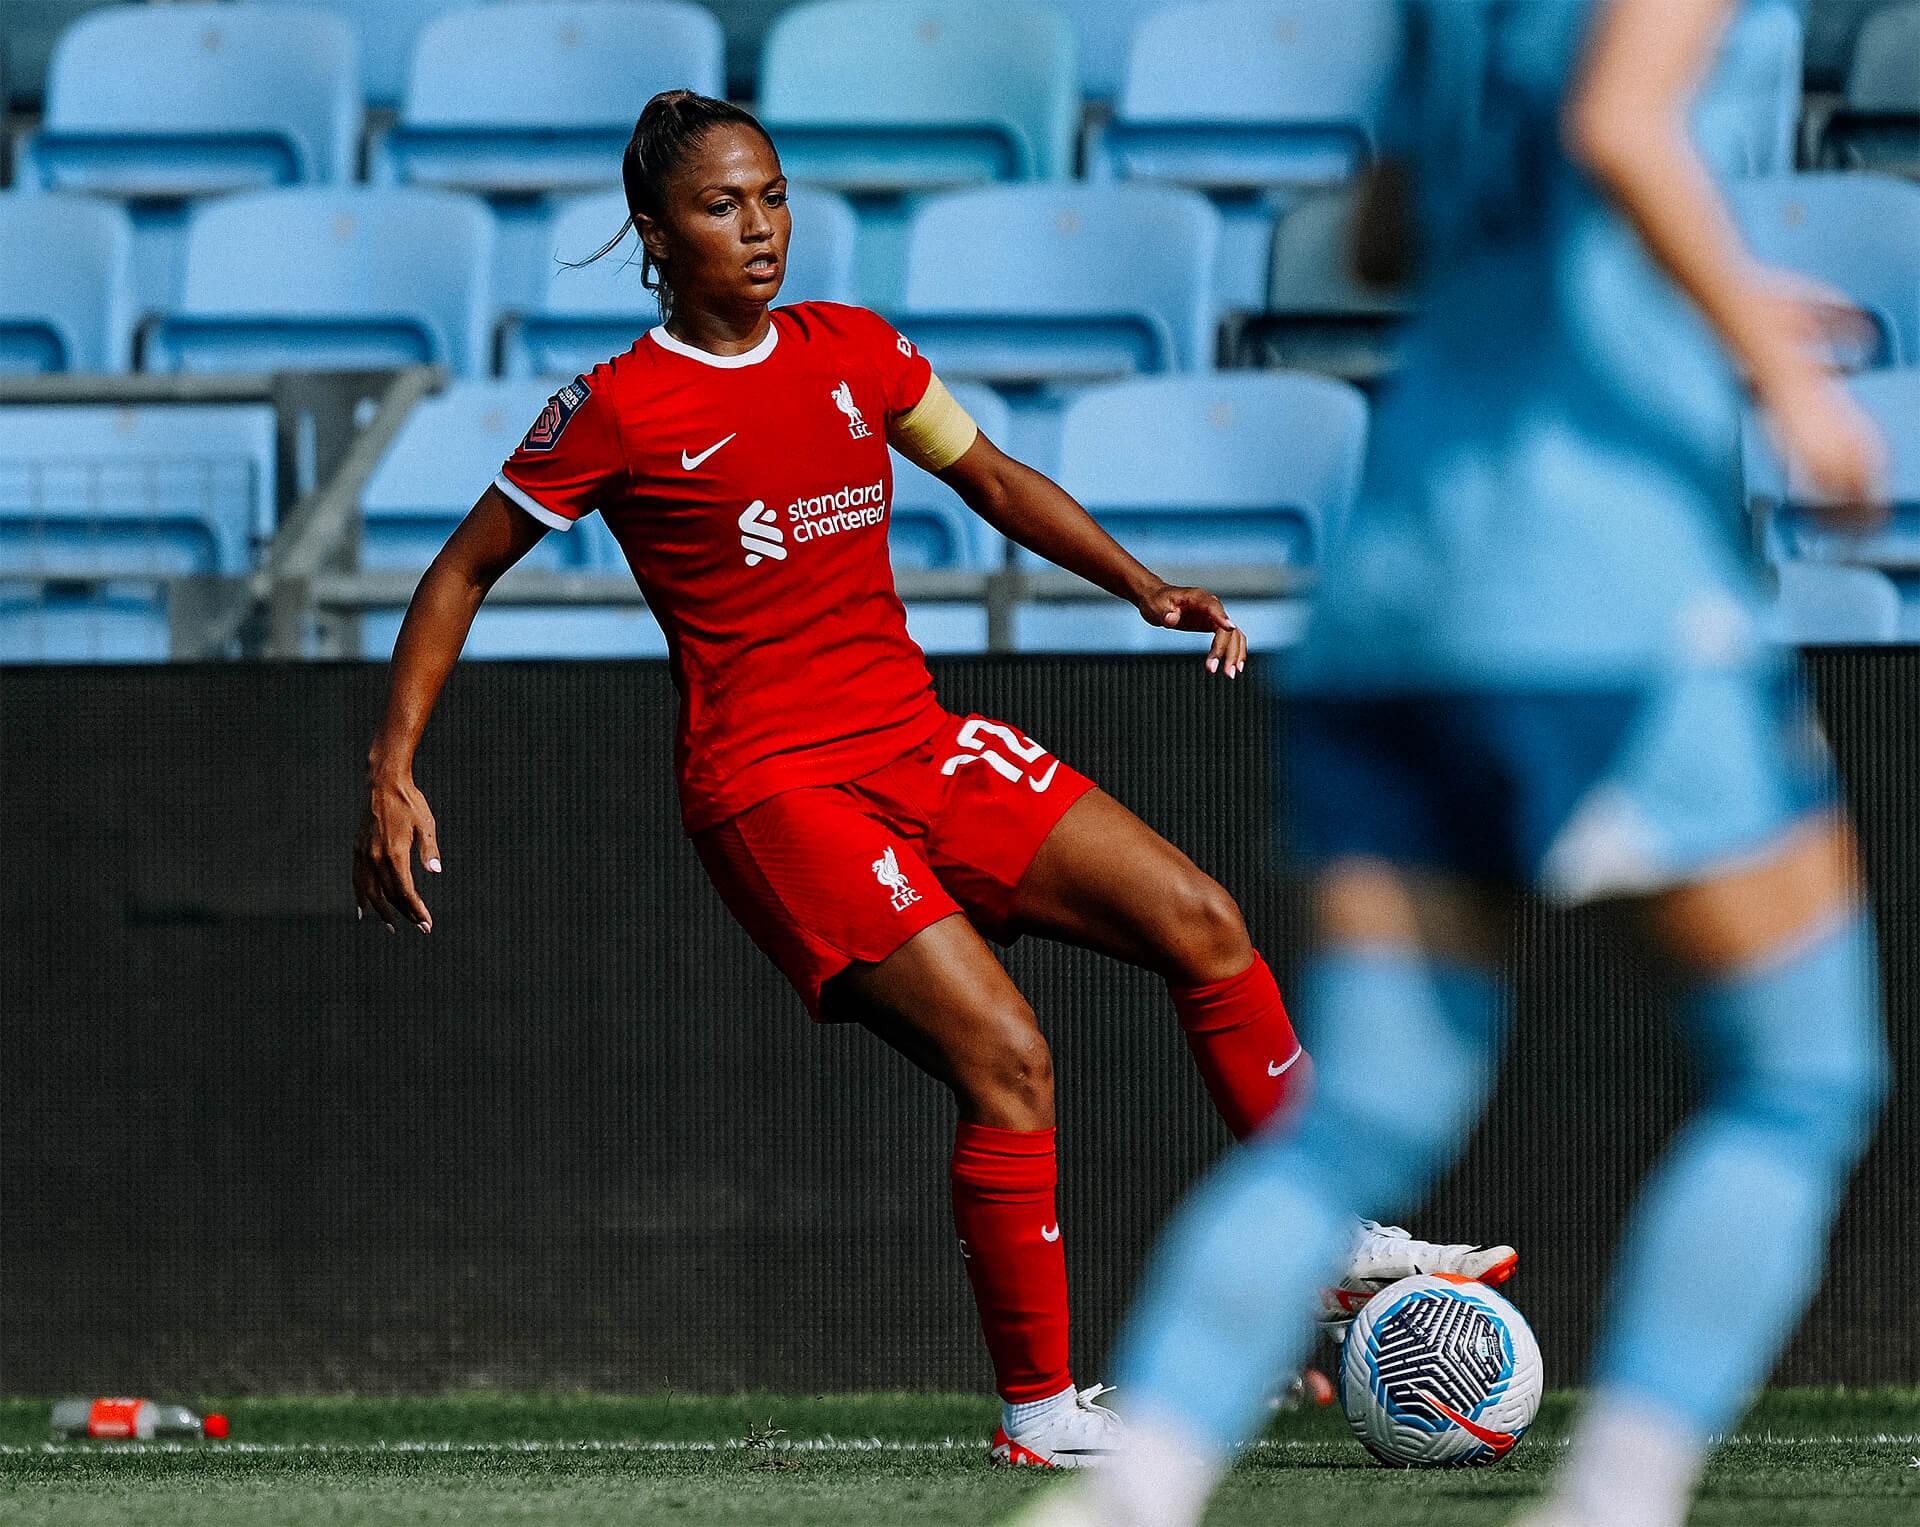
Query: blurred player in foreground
[[1016, 0, 1889, 1521], [352, 91, 1511, 1467]]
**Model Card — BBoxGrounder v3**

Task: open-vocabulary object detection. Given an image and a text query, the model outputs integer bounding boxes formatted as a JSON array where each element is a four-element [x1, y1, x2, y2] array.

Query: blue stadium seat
[[1769, 561, 1902, 644], [0, 403, 277, 578], [759, 1, 1080, 189], [1823, 3, 1920, 172], [1014, 598, 1307, 653], [145, 188, 495, 376], [1102, 2, 1401, 193], [1, 3, 126, 111], [244, 0, 469, 110], [1245, 185, 1410, 379], [1695, 0, 1802, 176], [0, 195, 134, 374], [379, 3, 725, 194], [361, 382, 592, 572], [1044, 373, 1366, 571], [0, 582, 174, 663], [1050, 0, 1172, 101], [24, 3, 361, 195], [504, 186, 858, 377], [1749, 368, 1920, 569], [899, 186, 1222, 383], [1727, 175, 1920, 369]]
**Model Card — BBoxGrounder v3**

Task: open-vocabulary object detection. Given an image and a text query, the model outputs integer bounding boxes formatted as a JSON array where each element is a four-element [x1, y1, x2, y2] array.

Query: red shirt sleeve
[[496, 368, 627, 530], [846, 307, 935, 423]]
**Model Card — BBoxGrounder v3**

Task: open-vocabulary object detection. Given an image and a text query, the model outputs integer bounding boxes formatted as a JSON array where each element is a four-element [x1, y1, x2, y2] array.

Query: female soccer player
[[352, 91, 1510, 1467], [1024, 0, 1890, 1522]]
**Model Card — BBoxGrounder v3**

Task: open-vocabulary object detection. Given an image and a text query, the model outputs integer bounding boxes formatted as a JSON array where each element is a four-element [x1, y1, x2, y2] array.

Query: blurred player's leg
[[831, 917, 1120, 1467], [1035, 869, 1509, 1526], [1525, 823, 1886, 1527]]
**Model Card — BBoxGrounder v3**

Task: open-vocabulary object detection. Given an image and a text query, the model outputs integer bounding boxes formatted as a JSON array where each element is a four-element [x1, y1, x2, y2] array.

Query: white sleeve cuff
[[494, 473, 575, 531]]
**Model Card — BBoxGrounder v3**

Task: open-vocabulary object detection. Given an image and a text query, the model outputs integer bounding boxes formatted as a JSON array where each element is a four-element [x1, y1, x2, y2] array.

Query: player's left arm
[[892, 379, 1248, 677]]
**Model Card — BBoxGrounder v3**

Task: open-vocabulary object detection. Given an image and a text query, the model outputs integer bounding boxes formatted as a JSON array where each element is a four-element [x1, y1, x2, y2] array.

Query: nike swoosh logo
[[1419, 1391, 1519, 1458], [681, 433, 737, 470], [1268, 1046, 1304, 1077], [1028, 760, 1061, 793], [1041, 1223, 1061, 1243]]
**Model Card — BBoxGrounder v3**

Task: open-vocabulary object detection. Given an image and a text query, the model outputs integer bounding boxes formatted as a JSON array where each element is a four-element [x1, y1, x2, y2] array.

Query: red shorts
[[694, 711, 1097, 1018]]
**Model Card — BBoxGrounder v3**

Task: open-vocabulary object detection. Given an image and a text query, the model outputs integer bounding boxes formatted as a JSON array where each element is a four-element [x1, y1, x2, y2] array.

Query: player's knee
[[1157, 872, 1253, 984], [954, 1009, 1055, 1123], [1723, 1031, 1888, 1171]]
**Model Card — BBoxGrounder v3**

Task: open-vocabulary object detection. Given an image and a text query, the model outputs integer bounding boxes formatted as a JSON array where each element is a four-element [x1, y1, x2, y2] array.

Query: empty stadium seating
[[2, 2, 165, 111], [24, 4, 361, 195], [359, 603, 671, 660], [759, 1, 1080, 189], [0, 582, 175, 663], [504, 186, 858, 377], [0, 194, 133, 374], [1770, 561, 1903, 643], [899, 185, 1222, 384], [1237, 185, 1409, 378], [378, 3, 725, 195], [1823, 3, 1920, 172], [144, 188, 495, 376], [1695, 0, 1803, 176], [243, 0, 470, 110], [1727, 175, 1920, 368]]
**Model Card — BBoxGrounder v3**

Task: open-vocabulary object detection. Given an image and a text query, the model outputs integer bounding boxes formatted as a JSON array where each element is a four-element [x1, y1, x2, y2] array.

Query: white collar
[[650, 321, 780, 368]]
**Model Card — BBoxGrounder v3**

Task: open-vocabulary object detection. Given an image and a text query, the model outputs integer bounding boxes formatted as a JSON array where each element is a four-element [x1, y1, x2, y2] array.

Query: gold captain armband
[[888, 374, 980, 473]]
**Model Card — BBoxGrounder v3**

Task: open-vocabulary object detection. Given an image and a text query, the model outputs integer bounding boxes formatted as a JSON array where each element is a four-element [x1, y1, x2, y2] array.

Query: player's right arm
[[357, 369, 627, 934], [1563, 0, 1885, 516], [356, 485, 550, 934]]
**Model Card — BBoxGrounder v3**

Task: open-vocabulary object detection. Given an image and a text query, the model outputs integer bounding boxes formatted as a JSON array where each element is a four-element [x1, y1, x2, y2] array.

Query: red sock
[[949, 1122, 1072, 1403], [1172, 952, 1312, 1139]]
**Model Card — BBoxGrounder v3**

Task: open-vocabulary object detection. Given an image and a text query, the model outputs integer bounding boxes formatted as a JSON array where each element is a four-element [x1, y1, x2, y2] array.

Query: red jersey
[[496, 302, 948, 832]]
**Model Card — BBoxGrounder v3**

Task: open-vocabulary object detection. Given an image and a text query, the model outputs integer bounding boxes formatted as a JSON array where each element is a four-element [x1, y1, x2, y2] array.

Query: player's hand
[[1139, 583, 1248, 678], [354, 771, 443, 934], [1757, 362, 1889, 533]]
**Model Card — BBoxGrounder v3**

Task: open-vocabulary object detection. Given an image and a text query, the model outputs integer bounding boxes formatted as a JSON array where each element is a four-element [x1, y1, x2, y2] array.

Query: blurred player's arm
[[356, 486, 549, 933], [1564, 0, 1884, 509], [892, 378, 1248, 675]]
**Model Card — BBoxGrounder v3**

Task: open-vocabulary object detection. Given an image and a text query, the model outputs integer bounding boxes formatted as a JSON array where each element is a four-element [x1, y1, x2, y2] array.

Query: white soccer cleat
[[1319, 1219, 1519, 1334], [989, 1384, 1124, 1469]]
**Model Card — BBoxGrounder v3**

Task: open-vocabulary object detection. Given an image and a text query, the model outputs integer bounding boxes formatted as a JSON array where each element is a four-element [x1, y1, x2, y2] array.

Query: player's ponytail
[[572, 90, 778, 325]]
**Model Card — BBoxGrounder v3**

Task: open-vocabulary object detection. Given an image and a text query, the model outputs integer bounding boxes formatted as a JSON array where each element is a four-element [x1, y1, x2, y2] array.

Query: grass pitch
[[2, 1389, 1916, 1525]]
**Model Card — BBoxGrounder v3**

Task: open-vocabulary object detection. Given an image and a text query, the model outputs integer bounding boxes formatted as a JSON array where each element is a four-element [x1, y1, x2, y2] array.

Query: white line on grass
[[7, 1434, 1920, 1458]]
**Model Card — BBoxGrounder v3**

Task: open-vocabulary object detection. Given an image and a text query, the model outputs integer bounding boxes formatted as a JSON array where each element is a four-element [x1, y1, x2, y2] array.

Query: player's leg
[[1528, 816, 1887, 1527], [1038, 863, 1512, 1526], [1009, 788, 1311, 1138], [828, 919, 1121, 1467]]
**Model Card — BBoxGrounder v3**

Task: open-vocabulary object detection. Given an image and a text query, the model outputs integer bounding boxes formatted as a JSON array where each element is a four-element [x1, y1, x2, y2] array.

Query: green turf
[[2, 1390, 1915, 1526]]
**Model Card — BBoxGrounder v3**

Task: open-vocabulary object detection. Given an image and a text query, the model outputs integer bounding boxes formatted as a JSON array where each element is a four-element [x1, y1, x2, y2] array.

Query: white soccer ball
[[1338, 1273, 1544, 1468]]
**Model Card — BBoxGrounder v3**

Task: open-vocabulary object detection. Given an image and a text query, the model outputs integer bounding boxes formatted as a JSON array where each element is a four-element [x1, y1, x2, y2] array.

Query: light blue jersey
[[1296, 0, 1782, 691]]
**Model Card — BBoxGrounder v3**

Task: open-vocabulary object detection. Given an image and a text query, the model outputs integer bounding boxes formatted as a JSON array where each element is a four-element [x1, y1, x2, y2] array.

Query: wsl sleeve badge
[[519, 376, 593, 453]]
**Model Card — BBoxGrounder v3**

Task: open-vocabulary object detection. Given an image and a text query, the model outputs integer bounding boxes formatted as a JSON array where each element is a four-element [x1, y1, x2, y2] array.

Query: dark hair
[[576, 90, 778, 324]]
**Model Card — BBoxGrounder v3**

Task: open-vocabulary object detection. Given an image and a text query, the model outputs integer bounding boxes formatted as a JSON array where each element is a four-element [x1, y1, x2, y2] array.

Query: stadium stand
[[1770, 560, 1904, 643], [1095, 1, 1403, 309], [1822, 3, 1920, 172], [1727, 174, 1920, 369], [1803, 0, 1910, 90], [142, 188, 496, 377], [0, 0, 125, 110], [243, 0, 471, 111], [23, 4, 361, 194], [0, 581, 175, 662], [898, 184, 1222, 386], [890, 383, 1013, 654], [1695, 0, 1803, 176], [1014, 372, 1361, 652], [0, 194, 134, 374], [503, 185, 858, 377]]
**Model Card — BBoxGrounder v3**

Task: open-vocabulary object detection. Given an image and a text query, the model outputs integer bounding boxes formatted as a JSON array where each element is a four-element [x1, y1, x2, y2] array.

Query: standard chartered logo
[[739, 500, 786, 566], [739, 482, 887, 567]]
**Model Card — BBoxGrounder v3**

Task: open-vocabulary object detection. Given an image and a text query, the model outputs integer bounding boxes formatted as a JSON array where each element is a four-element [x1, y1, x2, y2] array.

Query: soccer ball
[[1338, 1273, 1543, 1468]]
